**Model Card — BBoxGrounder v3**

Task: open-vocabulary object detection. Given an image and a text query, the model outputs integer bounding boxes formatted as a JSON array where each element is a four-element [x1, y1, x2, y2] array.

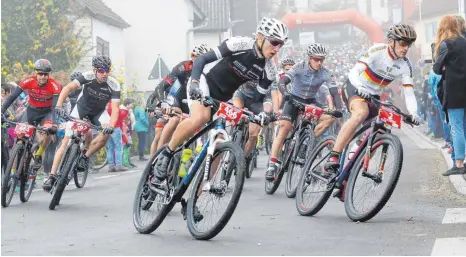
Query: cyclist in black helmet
[[43, 55, 121, 191]]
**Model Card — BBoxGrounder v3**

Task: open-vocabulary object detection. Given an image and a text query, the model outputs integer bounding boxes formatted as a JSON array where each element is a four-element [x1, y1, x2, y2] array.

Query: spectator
[[433, 15, 466, 176], [134, 100, 149, 161], [106, 98, 132, 172], [122, 100, 137, 168]]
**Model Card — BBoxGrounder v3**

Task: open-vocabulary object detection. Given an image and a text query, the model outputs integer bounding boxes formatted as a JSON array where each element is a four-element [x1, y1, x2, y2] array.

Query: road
[[2, 128, 466, 256]]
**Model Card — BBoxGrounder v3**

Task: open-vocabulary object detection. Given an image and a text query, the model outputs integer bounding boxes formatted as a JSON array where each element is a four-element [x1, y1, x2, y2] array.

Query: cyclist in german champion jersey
[[266, 43, 338, 181], [1, 59, 62, 170], [232, 80, 273, 160], [146, 44, 212, 154], [43, 56, 121, 191], [152, 17, 289, 184], [323, 24, 421, 176]]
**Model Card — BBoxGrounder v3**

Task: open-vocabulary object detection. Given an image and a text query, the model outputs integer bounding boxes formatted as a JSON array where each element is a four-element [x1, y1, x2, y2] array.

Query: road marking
[[401, 126, 436, 149], [431, 237, 466, 256], [127, 169, 143, 173], [94, 174, 119, 180], [442, 208, 466, 224]]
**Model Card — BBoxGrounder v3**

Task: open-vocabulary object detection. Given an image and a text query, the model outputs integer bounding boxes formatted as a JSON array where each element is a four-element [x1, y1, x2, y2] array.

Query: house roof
[[408, 0, 458, 21], [80, 0, 131, 29], [193, 0, 230, 32]]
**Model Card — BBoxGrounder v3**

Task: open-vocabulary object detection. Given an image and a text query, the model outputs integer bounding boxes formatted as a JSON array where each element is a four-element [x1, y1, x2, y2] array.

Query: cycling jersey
[[285, 61, 336, 99], [19, 76, 61, 108], [164, 60, 193, 93], [72, 71, 120, 119], [190, 36, 276, 103], [349, 43, 414, 95], [347, 43, 417, 116]]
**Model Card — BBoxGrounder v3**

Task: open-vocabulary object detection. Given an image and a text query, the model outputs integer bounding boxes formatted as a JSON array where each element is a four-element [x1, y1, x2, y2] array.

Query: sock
[[35, 146, 45, 157], [330, 151, 342, 159]]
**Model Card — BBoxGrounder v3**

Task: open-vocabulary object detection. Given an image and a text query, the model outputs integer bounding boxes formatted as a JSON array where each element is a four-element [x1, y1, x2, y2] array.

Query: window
[[425, 21, 438, 42], [96, 37, 110, 57]]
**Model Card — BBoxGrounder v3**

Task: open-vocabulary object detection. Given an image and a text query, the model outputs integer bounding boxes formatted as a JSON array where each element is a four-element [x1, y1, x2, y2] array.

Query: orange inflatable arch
[[281, 9, 385, 43]]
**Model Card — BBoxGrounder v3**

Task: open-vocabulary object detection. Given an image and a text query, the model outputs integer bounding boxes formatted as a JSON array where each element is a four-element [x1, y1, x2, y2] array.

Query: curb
[[409, 126, 466, 196]]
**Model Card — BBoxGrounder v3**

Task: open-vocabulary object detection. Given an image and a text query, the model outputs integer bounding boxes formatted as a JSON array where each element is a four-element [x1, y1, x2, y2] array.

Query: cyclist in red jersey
[[1, 59, 61, 169]]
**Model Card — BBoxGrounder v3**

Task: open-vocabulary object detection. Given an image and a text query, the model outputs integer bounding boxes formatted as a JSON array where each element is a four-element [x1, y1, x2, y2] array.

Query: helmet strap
[[255, 38, 266, 58], [390, 40, 400, 59]]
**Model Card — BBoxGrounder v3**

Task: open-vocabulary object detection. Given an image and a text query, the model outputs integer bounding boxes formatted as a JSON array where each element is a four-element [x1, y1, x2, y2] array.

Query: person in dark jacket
[[433, 15, 466, 176]]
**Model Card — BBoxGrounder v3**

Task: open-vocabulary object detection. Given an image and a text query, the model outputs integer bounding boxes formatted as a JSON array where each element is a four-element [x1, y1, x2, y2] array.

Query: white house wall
[[102, 0, 193, 92], [92, 18, 126, 72], [74, 16, 94, 72]]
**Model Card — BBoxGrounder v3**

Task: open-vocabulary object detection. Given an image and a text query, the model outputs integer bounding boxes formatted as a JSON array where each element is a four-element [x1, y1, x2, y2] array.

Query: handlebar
[[58, 114, 102, 131], [287, 96, 343, 118], [366, 95, 416, 126], [1, 119, 57, 135]]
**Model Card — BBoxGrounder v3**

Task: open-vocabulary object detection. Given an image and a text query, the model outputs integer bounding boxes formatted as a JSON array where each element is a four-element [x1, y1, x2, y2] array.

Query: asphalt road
[[2, 128, 466, 256]]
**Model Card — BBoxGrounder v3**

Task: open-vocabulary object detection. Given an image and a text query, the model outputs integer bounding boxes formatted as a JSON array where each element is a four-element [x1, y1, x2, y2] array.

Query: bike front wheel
[[49, 144, 79, 210], [186, 141, 245, 240], [344, 133, 403, 222], [19, 147, 37, 203], [1, 144, 23, 207]]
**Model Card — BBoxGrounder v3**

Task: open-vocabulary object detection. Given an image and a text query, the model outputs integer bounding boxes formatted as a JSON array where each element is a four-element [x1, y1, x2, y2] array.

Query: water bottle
[[178, 149, 193, 178]]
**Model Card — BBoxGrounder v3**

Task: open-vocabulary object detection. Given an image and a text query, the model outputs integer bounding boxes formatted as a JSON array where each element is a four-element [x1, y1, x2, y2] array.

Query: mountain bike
[[295, 96, 415, 222], [133, 97, 264, 240], [1, 120, 56, 207], [265, 97, 342, 197], [48, 115, 100, 210]]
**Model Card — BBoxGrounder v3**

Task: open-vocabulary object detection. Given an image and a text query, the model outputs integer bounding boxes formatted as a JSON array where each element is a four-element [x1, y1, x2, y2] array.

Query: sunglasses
[[397, 39, 413, 48], [266, 37, 285, 48], [310, 57, 325, 63], [97, 67, 111, 74], [37, 72, 50, 77]]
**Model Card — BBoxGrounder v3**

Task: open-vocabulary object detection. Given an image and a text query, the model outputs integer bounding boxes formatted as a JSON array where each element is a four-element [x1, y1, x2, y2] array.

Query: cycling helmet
[[387, 23, 417, 42], [92, 55, 112, 69], [70, 71, 82, 81], [34, 59, 52, 72], [192, 44, 211, 57], [281, 58, 295, 67], [307, 43, 327, 57], [256, 17, 289, 41]]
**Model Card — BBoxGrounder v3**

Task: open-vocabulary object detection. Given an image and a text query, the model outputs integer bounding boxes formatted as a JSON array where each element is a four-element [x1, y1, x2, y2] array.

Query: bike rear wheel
[[285, 130, 315, 198], [133, 147, 177, 234], [49, 144, 78, 210], [344, 133, 403, 222], [265, 126, 272, 155], [187, 141, 245, 240], [296, 136, 336, 216], [90, 147, 107, 173], [1, 144, 23, 207]]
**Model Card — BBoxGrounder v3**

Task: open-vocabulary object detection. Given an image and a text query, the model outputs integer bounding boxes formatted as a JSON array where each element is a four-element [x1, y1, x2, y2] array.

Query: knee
[[279, 121, 292, 135], [351, 111, 369, 124], [191, 113, 210, 127]]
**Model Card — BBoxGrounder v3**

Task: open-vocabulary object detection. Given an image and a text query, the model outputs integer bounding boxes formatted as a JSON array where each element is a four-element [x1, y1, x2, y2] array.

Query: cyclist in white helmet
[[266, 43, 339, 181], [147, 44, 211, 155], [152, 17, 288, 183]]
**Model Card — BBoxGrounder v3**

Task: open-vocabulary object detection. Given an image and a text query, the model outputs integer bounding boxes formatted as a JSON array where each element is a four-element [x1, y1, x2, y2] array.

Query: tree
[[1, 0, 90, 79]]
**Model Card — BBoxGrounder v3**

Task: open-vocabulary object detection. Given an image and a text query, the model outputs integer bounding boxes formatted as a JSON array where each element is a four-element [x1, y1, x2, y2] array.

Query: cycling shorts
[[233, 90, 271, 115], [20, 106, 54, 127], [341, 80, 379, 121], [281, 95, 321, 122]]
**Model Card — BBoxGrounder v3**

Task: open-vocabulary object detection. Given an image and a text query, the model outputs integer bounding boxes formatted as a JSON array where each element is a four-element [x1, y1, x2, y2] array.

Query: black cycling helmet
[[387, 23, 417, 42], [34, 59, 52, 73], [70, 71, 82, 81], [92, 55, 112, 69]]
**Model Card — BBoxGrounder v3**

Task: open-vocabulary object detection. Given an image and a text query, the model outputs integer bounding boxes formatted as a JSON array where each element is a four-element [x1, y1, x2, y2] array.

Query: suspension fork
[[202, 118, 229, 191]]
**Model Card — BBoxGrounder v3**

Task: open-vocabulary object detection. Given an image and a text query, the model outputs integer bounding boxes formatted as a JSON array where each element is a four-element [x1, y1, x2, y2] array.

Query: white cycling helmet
[[256, 17, 289, 42], [307, 43, 327, 57], [192, 44, 211, 57]]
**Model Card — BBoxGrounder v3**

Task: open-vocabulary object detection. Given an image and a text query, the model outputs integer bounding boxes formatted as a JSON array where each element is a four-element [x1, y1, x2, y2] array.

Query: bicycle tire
[[133, 147, 176, 234], [1, 144, 23, 207], [285, 130, 314, 198], [187, 141, 245, 240], [19, 146, 36, 203], [90, 148, 108, 172], [265, 127, 272, 155], [74, 153, 89, 188], [49, 144, 79, 210], [264, 139, 290, 195], [344, 133, 403, 222], [296, 136, 336, 216]]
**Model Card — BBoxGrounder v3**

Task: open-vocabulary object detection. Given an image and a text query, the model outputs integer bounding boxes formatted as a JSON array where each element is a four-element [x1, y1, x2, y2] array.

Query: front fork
[[202, 119, 229, 192]]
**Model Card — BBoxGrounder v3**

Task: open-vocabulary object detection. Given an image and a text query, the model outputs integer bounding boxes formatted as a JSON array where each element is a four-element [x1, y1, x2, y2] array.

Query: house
[[102, 0, 230, 93], [409, 0, 459, 60], [74, 0, 131, 73]]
